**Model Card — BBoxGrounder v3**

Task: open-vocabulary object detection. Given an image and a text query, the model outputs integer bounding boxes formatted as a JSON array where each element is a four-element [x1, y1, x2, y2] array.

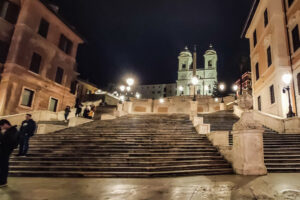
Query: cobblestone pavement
[[1, 174, 300, 200]]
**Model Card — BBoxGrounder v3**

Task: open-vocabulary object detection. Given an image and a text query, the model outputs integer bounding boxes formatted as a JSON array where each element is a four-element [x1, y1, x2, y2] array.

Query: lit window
[[21, 89, 34, 107], [49, 97, 58, 112]]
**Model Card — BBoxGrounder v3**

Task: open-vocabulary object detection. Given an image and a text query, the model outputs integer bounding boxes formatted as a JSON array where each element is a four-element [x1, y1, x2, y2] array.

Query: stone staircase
[[9, 114, 233, 178], [200, 111, 300, 173]]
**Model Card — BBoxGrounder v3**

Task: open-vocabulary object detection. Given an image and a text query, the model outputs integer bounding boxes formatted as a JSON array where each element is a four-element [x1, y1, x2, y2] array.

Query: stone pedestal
[[220, 103, 225, 111], [115, 103, 126, 117], [208, 131, 229, 147], [190, 101, 198, 120], [124, 101, 133, 114], [232, 111, 267, 175], [193, 117, 203, 127]]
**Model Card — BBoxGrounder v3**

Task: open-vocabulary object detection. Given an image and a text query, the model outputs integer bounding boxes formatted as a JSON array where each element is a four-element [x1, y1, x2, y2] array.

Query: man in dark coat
[[0, 119, 19, 187], [17, 114, 36, 156]]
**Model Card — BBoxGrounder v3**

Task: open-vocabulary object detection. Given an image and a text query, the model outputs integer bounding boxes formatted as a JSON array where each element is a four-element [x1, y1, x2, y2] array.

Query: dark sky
[[50, 0, 253, 88]]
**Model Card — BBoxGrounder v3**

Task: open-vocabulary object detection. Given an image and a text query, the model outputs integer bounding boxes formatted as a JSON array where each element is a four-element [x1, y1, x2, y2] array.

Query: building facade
[[177, 45, 218, 96], [243, 0, 299, 118], [0, 0, 84, 115], [76, 79, 100, 101], [135, 45, 218, 99], [135, 83, 177, 99], [235, 72, 252, 96]]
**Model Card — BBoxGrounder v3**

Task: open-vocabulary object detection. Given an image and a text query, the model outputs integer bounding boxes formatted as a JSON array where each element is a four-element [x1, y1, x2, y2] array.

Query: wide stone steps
[[9, 114, 232, 177]]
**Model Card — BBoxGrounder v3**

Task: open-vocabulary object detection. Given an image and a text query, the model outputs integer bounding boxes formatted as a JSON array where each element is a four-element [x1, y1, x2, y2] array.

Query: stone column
[[124, 101, 133, 114], [232, 111, 267, 175], [190, 101, 198, 120]]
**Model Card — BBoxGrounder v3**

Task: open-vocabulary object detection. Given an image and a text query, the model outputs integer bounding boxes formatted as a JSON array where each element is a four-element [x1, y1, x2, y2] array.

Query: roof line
[[39, 0, 87, 43], [241, 0, 260, 38]]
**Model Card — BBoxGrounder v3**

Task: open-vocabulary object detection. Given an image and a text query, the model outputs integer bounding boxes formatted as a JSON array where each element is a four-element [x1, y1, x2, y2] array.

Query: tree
[[212, 81, 222, 98]]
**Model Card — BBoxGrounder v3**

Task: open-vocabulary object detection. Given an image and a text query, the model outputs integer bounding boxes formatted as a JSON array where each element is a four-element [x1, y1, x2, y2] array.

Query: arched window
[[208, 60, 212, 67], [297, 73, 300, 95]]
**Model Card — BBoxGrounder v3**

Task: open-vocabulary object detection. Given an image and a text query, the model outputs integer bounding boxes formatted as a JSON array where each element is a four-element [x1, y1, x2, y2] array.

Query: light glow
[[219, 83, 225, 91], [191, 77, 199, 85], [120, 95, 125, 101], [215, 98, 219, 102], [159, 98, 164, 103], [126, 86, 131, 92], [232, 84, 238, 91], [120, 85, 125, 92], [126, 78, 135, 86], [136, 93, 141, 99], [204, 85, 209, 91], [282, 73, 292, 85], [178, 85, 184, 91]]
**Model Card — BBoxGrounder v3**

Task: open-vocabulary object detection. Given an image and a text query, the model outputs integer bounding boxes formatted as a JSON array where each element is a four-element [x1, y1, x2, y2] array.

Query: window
[[55, 67, 64, 84], [208, 60, 212, 67], [0, 0, 19, 24], [258, 96, 262, 111], [288, 0, 294, 7], [253, 30, 257, 47], [255, 62, 260, 81], [182, 64, 186, 69], [0, 40, 9, 63], [297, 73, 300, 95], [29, 53, 42, 74], [70, 81, 77, 94], [270, 85, 275, 104], [59, 34, 73, 55], [267, 46, 272, 67], [49, 98, 58, 112], [38, 18, 49, 38], [292, 25, 299, 53], [21, 89, 34, 107], [264, 9, 269, 27]]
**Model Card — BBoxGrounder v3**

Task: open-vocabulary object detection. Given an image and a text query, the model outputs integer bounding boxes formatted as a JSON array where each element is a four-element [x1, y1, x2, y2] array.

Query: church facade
[[136, 45, 218, 99], [177, 45, 218, 96]]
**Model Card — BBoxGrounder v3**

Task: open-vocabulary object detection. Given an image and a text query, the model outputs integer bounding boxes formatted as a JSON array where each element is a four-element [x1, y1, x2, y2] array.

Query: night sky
[[50, 0, 253, 88]]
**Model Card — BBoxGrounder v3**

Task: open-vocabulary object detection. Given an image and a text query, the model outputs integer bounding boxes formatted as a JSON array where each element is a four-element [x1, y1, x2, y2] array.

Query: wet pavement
[[1, 174, 300, 200]]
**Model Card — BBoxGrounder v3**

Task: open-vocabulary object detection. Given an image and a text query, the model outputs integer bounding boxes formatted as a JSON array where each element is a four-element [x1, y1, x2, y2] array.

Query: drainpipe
[[282, 0, 298, 116]]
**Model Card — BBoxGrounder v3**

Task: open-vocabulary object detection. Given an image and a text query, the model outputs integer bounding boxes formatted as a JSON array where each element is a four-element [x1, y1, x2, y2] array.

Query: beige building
[[76, 79, 100, 101], [243, 0, 300, 118], [0, 0, 84, 115]]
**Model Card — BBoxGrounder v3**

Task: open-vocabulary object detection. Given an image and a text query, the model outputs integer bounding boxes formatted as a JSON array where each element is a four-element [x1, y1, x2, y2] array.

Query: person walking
[[64, 106, 71, 122], [0, 119, 19, 187], [75, 99, 83, 117], [17, 114, 36, 157]]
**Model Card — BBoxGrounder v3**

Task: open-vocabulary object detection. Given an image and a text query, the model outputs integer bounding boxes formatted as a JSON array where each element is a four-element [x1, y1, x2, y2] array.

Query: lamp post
[[191, 76, 199, 101], [119, 85, 126, 104], [125, 78, 135, 101], [178, 85, 184, 96], [232, 84, 238, 100], [282, 74, 295, 118], [219, 83, 225, 103]]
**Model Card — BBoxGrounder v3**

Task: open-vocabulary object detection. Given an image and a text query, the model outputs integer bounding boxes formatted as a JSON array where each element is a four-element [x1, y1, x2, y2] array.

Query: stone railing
[[233, 105, 300, 134]]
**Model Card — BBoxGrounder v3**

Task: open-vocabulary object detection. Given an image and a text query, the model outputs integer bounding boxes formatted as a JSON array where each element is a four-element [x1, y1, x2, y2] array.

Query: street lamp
[[219, 83, 226, 103], [159, 98, 164, 104], [282, 73, 295, 118], [191, 76, 199, 101], [178, 85, 184, 96], [232, 84, 238, 100], [126, 78, 134, 87], [204, 85, 209, 96], [136, 93, 141, 99], [120, 85, 125, 92]]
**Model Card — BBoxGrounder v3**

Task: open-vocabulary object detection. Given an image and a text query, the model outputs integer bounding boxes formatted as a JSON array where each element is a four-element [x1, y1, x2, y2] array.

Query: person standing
[[75, 99, 83, 117], [64, 106, 71, 122], [17, 114, 36, 157], [0, 119, 19, 187]]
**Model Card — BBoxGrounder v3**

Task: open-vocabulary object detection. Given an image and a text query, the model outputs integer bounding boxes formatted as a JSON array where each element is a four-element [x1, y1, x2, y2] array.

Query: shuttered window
[[29, 53, 42, 74], [292, 25, 299, 53], [21, 89, 34, 107], [38, 18, 49, 38]]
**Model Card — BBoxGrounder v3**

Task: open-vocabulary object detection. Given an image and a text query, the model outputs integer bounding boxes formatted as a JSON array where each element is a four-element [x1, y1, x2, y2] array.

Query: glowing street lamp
[[126, 86, 131, 92], [136, 93, 141, 99], [126, 78, 134, 86], [232, 84, 238, 100], [120, 85, 125, 92], [159, 98, 165, 104], [219, 83, 226, 103], [282, 73, 295, 118], [178, 85, 184, 96], [191, 76, 199, 101], [120, 95, 125, 102], [214, 98, 219, 102]]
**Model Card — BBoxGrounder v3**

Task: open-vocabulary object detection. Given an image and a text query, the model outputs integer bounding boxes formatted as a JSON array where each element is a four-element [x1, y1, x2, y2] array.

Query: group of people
[[0, 114, 36, 187], [64, 99, 96, 122]]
